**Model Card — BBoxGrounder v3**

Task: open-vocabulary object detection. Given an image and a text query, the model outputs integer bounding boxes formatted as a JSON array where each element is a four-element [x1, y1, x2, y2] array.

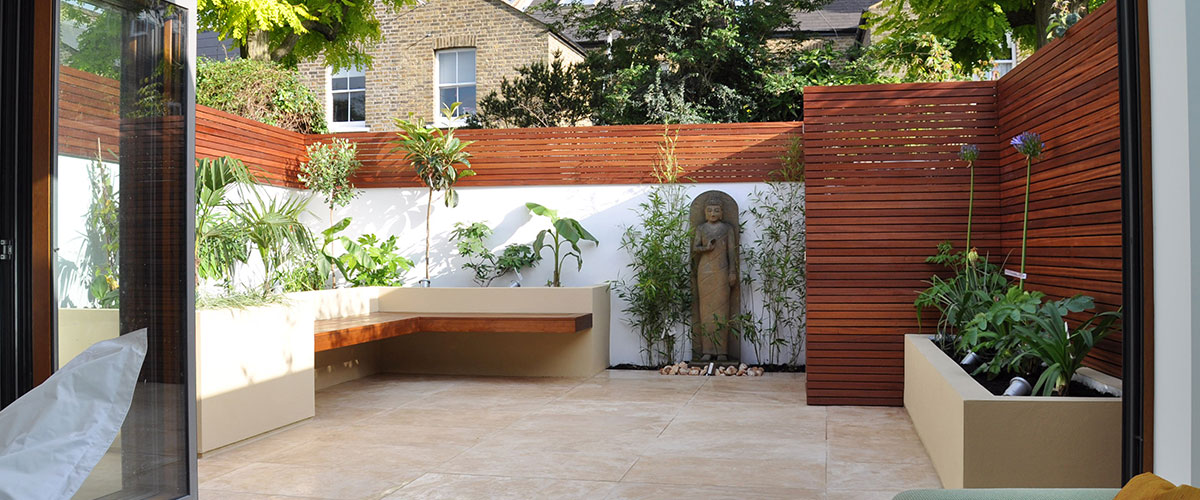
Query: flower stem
[[1019, 156, 1032, 289], [966, 160, 975, 250]]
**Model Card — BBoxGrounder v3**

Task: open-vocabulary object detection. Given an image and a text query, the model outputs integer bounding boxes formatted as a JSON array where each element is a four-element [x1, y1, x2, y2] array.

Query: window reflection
[[57, 0, 192, 498]]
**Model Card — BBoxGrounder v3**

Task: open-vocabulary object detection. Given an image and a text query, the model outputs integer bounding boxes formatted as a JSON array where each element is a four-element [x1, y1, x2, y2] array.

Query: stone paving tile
[[199, 462, 419, 499], [199, 370, 941, 498], [383, 472, 616, 500]]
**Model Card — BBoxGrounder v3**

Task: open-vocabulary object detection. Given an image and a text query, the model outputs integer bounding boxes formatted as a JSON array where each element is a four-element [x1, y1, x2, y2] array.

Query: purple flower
[[959, 144, 979, 163], [1010, 132, 1044, 159]]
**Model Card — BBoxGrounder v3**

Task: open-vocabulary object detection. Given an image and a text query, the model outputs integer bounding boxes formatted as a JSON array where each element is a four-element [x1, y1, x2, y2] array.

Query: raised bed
[[903, 334, 1121, 489]]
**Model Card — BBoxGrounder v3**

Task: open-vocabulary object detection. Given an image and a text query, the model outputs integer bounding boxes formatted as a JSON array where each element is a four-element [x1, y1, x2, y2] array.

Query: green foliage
[[1047, 0, 1105, 41], [229, 186, 315, 296], [958, 285, 1045, 378], [61, 2, 122, 79], [336, 234, 414, 287], [741, 179, 808, 365], [527, 203, 598, 287], [914, 243, 1010, 350], [197, 0, 416, 70], [537, 0, 841, 124], [78, 145, 120, 308], [1012, 295, 1120, 396], [312, 217, 415, 288], [760, 44, 895, 121], [195, 156, 255, 287], [450, 222, 540, 287], [196, 290, 288, 310], [868, 33, 971, 82], [870, 0, 1107, 72], [392, 104, 476, 281], [471, 53, 600, 128], [614, 185, 692, 365], [392, 105, 476, 208], [300, 138, 362, 219], [197, 58, 328, 133]]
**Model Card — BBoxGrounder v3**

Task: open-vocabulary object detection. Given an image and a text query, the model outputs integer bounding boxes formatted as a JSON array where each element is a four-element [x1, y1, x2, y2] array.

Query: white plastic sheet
[[0, 329, 148, 500]]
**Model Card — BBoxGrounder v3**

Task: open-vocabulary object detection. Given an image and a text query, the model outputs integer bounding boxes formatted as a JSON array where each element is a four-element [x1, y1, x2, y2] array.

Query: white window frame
[[327, 66, 369, 132], [434, 48, 477, 127]]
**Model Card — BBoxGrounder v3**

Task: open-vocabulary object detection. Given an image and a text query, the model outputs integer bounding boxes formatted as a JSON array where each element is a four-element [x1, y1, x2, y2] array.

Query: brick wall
[[297, 0, 577, 131]]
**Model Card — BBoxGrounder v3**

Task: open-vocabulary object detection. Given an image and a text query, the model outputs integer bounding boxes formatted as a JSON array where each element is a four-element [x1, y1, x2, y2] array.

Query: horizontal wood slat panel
[[306, 123, 802, 187], [803, 80, 1002, 407], [802, 1, 1122, 406], [996, 1, 1122, 378]]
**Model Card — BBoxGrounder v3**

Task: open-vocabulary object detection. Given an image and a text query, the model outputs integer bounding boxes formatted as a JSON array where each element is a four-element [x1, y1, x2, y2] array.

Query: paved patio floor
[[198, 370, 940, 499]]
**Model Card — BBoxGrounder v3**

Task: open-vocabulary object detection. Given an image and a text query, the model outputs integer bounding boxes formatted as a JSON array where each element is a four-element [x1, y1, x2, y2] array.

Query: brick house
[[298, 0, 585, 132]]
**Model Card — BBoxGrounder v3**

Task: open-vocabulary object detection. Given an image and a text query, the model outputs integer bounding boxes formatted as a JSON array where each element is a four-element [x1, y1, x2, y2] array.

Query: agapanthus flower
[[1010, 132, 1044, 158], [959, 144, 979, 163]]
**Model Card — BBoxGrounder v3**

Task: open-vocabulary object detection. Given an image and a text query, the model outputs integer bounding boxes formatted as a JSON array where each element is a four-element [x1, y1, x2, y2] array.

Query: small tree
[[471, 53, 599, 128], [300, 138, 362, 225], [392, 104, 475, 282]]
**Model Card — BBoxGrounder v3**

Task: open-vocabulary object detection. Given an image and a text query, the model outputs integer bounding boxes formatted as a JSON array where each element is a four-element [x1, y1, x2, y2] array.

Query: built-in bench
[[313, 312, 594, 352]]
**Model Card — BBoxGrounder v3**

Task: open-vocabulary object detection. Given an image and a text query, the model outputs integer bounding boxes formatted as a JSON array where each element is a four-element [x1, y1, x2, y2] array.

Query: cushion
[[1115, 473, 1200, 500], [893, 489, 1118, 500], [0, 330, 147, 499]]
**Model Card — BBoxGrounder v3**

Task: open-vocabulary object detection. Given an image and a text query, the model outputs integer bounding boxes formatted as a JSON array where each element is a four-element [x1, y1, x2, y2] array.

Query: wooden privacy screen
[[312, 123, 802, 187], [804, 81, 1001, 406], [996, 2, 1122, 375], [59, 66, 119, 159], [58, 65, 800, 186], [804, 1, 1122, 406], [196, 106, 308, 187]]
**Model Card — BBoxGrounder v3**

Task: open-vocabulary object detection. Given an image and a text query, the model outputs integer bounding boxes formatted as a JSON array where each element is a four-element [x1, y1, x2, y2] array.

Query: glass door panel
[[56, 0, 194, 497]]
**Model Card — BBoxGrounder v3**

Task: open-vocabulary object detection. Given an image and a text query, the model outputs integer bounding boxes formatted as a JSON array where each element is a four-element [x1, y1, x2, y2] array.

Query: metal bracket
[[0, 239, 12, 260]]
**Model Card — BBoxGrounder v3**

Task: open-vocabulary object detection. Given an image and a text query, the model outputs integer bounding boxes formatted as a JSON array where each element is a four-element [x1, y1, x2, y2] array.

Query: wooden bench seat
[[314, 311, 594, 352]]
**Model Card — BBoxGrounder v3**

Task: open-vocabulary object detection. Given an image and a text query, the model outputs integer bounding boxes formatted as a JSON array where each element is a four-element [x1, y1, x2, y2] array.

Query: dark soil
[[608, 363, 805, 373], [939, 344, 1114, 398]]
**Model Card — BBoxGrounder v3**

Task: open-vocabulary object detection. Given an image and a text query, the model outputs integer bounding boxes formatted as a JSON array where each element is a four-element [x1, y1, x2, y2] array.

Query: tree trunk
[[239, 29, 271, 61], [1034, 0, 1054, 49], [425, 188, 433, 280]]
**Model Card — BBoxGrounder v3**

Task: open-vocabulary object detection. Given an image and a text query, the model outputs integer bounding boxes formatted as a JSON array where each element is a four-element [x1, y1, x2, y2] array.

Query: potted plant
[[392, 103, 475, 286]]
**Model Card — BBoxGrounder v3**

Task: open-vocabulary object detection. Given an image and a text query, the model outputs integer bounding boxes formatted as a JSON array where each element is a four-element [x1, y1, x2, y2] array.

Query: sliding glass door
[[55, 0, 196, 497]]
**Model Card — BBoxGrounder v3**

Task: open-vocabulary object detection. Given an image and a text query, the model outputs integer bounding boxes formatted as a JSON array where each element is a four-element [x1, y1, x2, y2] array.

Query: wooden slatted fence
[[995, 2, 1122, 375], [804, 81, 1002, 406], [309, 123, 802, 187], [804, 1, 1122, 405]]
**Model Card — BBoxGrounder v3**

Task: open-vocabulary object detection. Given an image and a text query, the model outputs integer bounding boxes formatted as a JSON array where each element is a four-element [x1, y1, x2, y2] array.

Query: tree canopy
[[471, 53, 602, 128], [197, 0, 416, 70], [870, 0, 1107, 72], [537, 0, 864, 124]]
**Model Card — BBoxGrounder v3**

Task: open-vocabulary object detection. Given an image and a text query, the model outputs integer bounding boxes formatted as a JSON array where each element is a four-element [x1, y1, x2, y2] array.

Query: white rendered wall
[[261, 182, 805, 366], [1149, 0, 1200, 484], [54, 155, 119, 308]]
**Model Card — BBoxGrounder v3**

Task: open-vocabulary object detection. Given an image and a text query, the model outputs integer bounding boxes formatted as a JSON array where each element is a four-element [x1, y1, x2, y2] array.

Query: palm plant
[[392, 104, 475, 282], [194, 156, 255, 286], [230, 188, 315, 296]]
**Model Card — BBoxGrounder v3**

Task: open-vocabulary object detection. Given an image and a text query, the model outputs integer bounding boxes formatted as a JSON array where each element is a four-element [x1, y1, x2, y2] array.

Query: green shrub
[[450, 222, 541, 287], [197, 58, 328, 133]]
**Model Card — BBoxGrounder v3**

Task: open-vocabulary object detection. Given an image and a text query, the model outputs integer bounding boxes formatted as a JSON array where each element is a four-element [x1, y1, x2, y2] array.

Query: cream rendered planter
[[904, 334, 1121, 489], [196, 302, 315, 454], [57, 308, 121, 369], [373, 285, 611, 378]]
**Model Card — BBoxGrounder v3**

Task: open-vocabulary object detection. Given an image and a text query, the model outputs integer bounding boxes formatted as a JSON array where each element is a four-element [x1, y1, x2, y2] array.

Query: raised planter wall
[[904, 334, 1121, 488], [196, 303, 315, 454]]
